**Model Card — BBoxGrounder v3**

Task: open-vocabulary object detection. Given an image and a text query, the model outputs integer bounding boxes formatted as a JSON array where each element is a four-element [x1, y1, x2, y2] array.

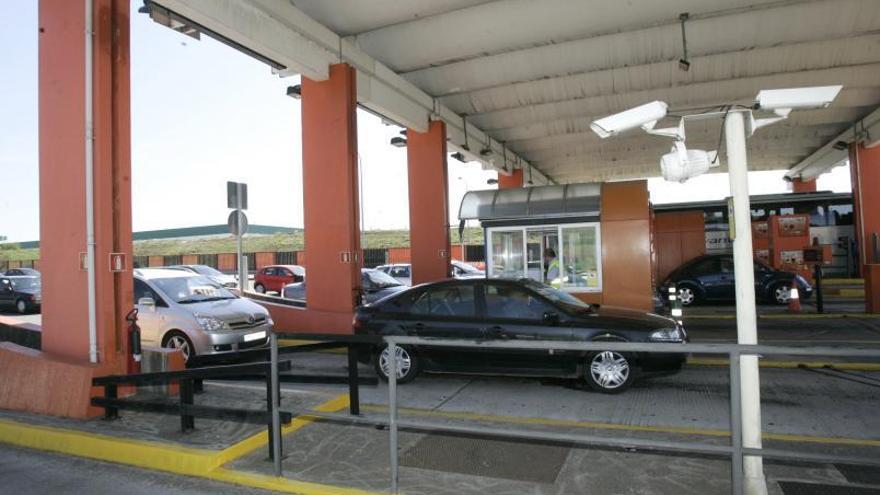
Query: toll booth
[[458, 181, 654, 310]]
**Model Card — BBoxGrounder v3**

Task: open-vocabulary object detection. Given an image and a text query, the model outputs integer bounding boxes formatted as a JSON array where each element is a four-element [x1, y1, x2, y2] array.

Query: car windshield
[[192, 265, 224, 277], [151, 276, 237, 304], [365, 270, 402, 288], [453, 261, 481, 273], [521, 280, 592, 313], [9, 277, 40, 290]]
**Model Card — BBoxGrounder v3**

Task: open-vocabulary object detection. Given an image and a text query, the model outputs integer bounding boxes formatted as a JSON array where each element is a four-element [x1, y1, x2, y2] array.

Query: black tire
[[676, 284, 699, 306], [162, 331, 195, 364], [15, 299, 28, 314], [254, 283, 266, 294], [374, 344, 420, 384], [585, 350, 635, 393], [771, 282, 792, 305]]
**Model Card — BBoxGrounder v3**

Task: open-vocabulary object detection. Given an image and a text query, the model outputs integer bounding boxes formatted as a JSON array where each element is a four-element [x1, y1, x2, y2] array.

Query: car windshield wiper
[[178, 296, 233, 304]]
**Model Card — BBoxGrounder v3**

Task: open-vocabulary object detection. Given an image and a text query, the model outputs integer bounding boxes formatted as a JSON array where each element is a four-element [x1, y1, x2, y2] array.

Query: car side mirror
[[138, 297, 156, 309], [543, 311, 560, 325]]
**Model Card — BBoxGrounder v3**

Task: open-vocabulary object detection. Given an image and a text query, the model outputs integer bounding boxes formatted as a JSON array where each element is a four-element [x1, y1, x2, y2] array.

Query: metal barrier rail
[[382, 337, 880, 495]]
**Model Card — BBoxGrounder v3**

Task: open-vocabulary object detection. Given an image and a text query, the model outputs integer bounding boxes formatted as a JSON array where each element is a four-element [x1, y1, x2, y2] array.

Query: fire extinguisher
[[126, 308, 142, 368]]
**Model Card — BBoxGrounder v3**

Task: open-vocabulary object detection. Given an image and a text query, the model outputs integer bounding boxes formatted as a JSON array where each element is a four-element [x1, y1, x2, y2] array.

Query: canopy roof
[[459, 183, 601, 222], [149, 0, 880, 183]]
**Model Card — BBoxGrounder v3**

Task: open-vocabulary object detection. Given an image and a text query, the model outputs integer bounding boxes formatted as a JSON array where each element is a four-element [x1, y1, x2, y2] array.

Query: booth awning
[[459, 183, 601, 222]]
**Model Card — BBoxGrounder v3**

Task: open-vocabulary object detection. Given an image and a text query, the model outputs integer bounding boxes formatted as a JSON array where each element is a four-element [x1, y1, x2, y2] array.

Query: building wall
[[654, 211, 706, 282], [599, 181, 653, 311]]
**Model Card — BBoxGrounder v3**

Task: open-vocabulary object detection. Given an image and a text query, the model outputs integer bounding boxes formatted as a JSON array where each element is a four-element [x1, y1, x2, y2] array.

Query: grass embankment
[[0, 228, 485, 261]]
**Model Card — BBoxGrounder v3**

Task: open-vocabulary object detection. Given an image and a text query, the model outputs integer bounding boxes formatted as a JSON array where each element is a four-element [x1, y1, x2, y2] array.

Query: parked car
[[3, 268, 40, 277], [133, 268, 271, 363], [0, 276, 41, 314], [354, 278, 686, 393], [282, 268, 408, 304], [376, 261, 485, 286], [254, 265, 305, 294], [659, 254, 813, 306], [166, 264, 237, 288], [375, 263, 412, 286]]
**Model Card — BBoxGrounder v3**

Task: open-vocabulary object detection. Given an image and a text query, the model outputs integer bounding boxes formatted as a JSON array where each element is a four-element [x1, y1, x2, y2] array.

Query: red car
[[254, 265, 305, 294]]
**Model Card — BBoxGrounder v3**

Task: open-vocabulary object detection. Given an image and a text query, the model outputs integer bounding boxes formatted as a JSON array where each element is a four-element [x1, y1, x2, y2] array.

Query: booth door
[[526, 229, 559, 283]]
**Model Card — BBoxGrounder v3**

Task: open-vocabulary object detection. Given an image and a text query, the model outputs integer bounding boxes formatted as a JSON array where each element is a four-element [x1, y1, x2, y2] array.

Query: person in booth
[[544, 248, 561, 287]]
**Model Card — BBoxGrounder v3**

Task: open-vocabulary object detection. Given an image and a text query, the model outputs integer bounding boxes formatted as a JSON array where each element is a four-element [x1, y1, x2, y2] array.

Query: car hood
[[573, 306, 677, 332], [182, 297, 269, 322]]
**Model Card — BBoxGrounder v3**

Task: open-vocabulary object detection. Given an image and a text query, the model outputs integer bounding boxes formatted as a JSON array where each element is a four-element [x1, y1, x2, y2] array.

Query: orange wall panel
[[217, 253, 236, 272], [388, 248, 411, 264], [653, 211, 705, 281], [148, 256, 163, 267], [407, 121, 451, 284], [182, 254, 198, 265], [255, 252, 275, 269], [601, 181, 652, 311], [851, 144, 880, 273], [497, 169, 523, 189]]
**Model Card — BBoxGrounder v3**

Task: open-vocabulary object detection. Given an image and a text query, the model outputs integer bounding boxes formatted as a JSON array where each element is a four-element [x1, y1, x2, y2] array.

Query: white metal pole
[[236, 185, 246, 292], [724, 110, 767, 495], [85, 0, 98, 364]]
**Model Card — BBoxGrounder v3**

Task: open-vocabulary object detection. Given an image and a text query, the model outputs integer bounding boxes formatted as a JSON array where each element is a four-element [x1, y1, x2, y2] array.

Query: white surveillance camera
[[755, 85, 842, 116], [660, 142, 720, 183], [590, 101, 668, 139]]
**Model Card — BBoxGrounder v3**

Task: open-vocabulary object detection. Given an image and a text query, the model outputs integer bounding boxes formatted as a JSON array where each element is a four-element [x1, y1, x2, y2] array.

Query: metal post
[[104, 384, 118, 420], [236, 185, 246, 292], [388, 342, 399, 494], [270, 332, 282, 477], [724, 110, 768, 495], [814, 264, 824, 314], [348, 345, 360, 416], [180, 379, 195, 432], [729, 351, 744, 495]]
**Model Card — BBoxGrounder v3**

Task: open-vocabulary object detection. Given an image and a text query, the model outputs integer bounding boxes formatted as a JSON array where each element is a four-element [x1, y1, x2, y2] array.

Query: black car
[[659, 254, 813, 306], [0, 276, 42, 314], [354, 278, 687, 393], [3, 268, 40, 277]]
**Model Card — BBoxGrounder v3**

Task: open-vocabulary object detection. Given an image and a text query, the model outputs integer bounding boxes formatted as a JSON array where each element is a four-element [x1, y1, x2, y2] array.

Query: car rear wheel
[[163, 331, 194, 364], [585, 351, 633, 393], [772, 283, 792, 305], [375, 345, 419, 384], [15, 299, 27, 314], [677, 286, 698, 306], [254, 283, 265, 294]]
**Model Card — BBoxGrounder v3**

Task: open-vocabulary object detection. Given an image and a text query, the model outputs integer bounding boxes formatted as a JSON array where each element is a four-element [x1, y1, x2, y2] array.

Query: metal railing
[[382, 337, 880, 495]]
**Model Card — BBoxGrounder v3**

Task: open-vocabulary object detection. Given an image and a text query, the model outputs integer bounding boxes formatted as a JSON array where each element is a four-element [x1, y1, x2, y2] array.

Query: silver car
[[166, 264, 238, 288], [133, 268, 272, 363]]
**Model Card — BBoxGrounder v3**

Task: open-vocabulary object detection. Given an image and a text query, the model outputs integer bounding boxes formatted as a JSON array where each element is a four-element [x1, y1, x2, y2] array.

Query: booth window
[[560, 225, 600, 291], [487, 223, 601, 293]]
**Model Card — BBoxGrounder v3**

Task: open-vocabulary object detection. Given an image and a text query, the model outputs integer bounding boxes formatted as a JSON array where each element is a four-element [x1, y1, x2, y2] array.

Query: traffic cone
[[787, 286, 801, 313]]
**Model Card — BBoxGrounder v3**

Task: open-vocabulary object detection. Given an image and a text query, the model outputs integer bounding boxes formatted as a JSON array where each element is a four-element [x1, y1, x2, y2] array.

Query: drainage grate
[[400, 433, 570, 484], [778, 481, 880, 495], [836, 464, 880, 486]]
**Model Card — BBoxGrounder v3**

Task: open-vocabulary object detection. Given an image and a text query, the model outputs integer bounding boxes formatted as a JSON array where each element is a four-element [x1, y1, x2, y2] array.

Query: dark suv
[[659, 254, 812, 306]]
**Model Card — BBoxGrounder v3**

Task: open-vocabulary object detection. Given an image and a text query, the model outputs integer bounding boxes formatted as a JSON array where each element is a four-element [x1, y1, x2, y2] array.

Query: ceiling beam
[[786, 105, 880, 180]]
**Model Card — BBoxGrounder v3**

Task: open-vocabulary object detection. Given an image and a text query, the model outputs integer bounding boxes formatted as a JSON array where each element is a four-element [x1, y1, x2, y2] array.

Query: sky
[[0, 0, 852, 243]]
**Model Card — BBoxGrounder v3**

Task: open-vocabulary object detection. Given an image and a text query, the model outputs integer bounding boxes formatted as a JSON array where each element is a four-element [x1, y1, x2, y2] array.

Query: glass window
[[410, 285, 476, 317], [720, 258, 734, 273], [364, 270, 401, 288], [689, 258, 719, 275], [829, 203, 853, 226], [192, 265, 224, 277], [484, 284, 555, 320], [134, 279, 158, 303], [489, 229, 525, 279], [151, 276, 237, 304], [390, 266, 410, 278], [263, 268, 276, 276], [559, 225, 600, 290]]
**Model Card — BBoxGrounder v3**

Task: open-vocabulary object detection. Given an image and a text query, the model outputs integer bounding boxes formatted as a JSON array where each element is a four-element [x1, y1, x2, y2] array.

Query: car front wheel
[[586, 351, 634, 393], [254, 283, 265, 294], [15, 299, 28, 314], [375, 345, 419, 383], [772, 283, 793, 305], [163, 331, 194, 364], [676, 285, 698, 306]]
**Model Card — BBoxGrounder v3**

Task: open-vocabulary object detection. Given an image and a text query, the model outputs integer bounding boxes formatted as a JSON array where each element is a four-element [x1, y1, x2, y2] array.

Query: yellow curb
[[0, 393, 384, 495], [278, 339, 348, 354], [837, 288, 866, 297], [822, 279, 864, 286], [687, 357, 880, 371], [361, 405, 880, 448]]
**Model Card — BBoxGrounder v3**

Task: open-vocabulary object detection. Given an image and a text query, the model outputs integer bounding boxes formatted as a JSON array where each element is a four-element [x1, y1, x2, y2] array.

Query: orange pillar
[[407, 121, 451, 284], [791, 178, 816, 193], [849, 143, 880, 312], [39, 0, 132, 369], [497, 169, 524, 189], [600, 181, 652, 311], [301, 64, 362, 329]]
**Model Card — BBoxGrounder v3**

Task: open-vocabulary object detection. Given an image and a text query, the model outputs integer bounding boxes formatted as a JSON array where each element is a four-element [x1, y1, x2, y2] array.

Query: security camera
[[590, 101, 668, 139], [660, 142, 720, 183], [755, 85, 842, 116]]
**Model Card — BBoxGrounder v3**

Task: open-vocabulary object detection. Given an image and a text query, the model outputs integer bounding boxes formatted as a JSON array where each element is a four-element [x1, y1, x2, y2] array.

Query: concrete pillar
[[406, 121, 451, 285], [301, 64, 362, 325], [38, 0, 132, 369], [497, 169, 524, 189], [600, 181, 652, 311], [849, 143, 880, 312], [791, 178, 816, 193]]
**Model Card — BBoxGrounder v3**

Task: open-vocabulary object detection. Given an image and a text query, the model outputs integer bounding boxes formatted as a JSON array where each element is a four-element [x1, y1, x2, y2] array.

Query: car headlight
[[649, 327, 684, 343], [194, 314, 230, 332]]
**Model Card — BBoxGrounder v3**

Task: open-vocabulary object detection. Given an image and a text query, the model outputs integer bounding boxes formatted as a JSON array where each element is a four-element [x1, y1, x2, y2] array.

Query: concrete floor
[[0, 444, 277, 495]]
